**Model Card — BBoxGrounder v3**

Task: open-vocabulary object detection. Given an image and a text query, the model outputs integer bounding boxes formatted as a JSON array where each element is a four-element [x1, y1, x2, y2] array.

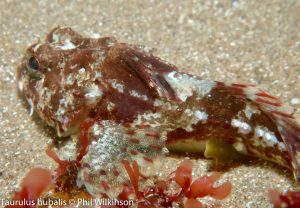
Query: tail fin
[[276, 117, 300, 180], [246, 86, 300, 180], [217, 82, 300, 180]]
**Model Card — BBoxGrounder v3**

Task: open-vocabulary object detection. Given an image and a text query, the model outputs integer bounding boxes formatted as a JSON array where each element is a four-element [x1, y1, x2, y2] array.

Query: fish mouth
[[16, 62, 27, 93], [16, 61, 38, 118]]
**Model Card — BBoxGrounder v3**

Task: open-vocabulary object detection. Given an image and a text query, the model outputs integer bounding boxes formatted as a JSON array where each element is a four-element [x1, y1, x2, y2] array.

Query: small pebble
[[291, 98, 299, 105]]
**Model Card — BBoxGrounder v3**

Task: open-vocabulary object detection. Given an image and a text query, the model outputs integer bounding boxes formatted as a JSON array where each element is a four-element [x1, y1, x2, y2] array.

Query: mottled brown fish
[[16, 27, 300, 198]]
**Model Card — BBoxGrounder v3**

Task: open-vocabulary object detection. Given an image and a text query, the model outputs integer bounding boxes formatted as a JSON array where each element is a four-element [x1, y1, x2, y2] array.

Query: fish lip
[[16, 61, 40, 116], [16, 62, 27, 93]]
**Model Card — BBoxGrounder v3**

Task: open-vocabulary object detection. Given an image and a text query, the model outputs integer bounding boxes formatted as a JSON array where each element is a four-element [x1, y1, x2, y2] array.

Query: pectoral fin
[[78, 120, 167, 198]]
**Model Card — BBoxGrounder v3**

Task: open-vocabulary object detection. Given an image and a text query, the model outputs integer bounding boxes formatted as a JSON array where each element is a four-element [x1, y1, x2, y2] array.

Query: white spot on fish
[[233, 142, 247, 154], [52, 33, 59, 43], [70, 64, 77, 69], [184, 109, 208, 131], [95, 71, 102, 79], [110, 79, 124, 93], [55, 106, 65, 122], [231, 119, 252, 134], [65, 74, 74, 85], [79, 67, 86, 74], [59, 94, 74, 108], [92, 124, 102, 136], [194, 110, 208, 121], [278, 142, 286, 151], [254, 126, 280, 147], [244, 105, 257, 119], [129, 90, 148, 101], [85, 84, 103, 103], [57, 39, 76, 50], [165, 71, 215, 101], [107, 102, 115, 111]]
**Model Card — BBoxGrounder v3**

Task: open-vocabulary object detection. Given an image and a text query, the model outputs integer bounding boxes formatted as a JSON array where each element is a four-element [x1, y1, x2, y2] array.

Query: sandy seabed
[[0, 1, 299, 207]]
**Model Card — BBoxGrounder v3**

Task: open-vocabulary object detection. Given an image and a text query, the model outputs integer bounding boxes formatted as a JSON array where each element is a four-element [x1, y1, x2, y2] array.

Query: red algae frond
[[7, 168, 52, 208], [122, 159, 232, 207], [269, 189, 300, 208]]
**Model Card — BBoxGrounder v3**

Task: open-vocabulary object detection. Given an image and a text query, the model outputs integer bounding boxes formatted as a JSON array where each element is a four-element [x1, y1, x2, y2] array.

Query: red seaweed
[[6, 168, 52, 208], [122, 159, 232, 207], [269, 189, 300, 208], [46, 148, 70, 177]]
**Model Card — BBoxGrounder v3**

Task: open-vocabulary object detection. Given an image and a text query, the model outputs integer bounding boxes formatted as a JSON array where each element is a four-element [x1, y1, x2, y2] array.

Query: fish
[[16, 26, 300, 198]]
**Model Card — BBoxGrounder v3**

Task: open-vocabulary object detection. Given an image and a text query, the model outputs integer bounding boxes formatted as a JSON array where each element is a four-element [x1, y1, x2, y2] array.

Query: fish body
[[17, 27, 300, 197]]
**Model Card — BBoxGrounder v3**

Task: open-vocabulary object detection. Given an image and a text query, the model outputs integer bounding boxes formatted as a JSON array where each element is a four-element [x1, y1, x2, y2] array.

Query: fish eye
[[28, 57, 39, 71], [27, 56, 42, 79]]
